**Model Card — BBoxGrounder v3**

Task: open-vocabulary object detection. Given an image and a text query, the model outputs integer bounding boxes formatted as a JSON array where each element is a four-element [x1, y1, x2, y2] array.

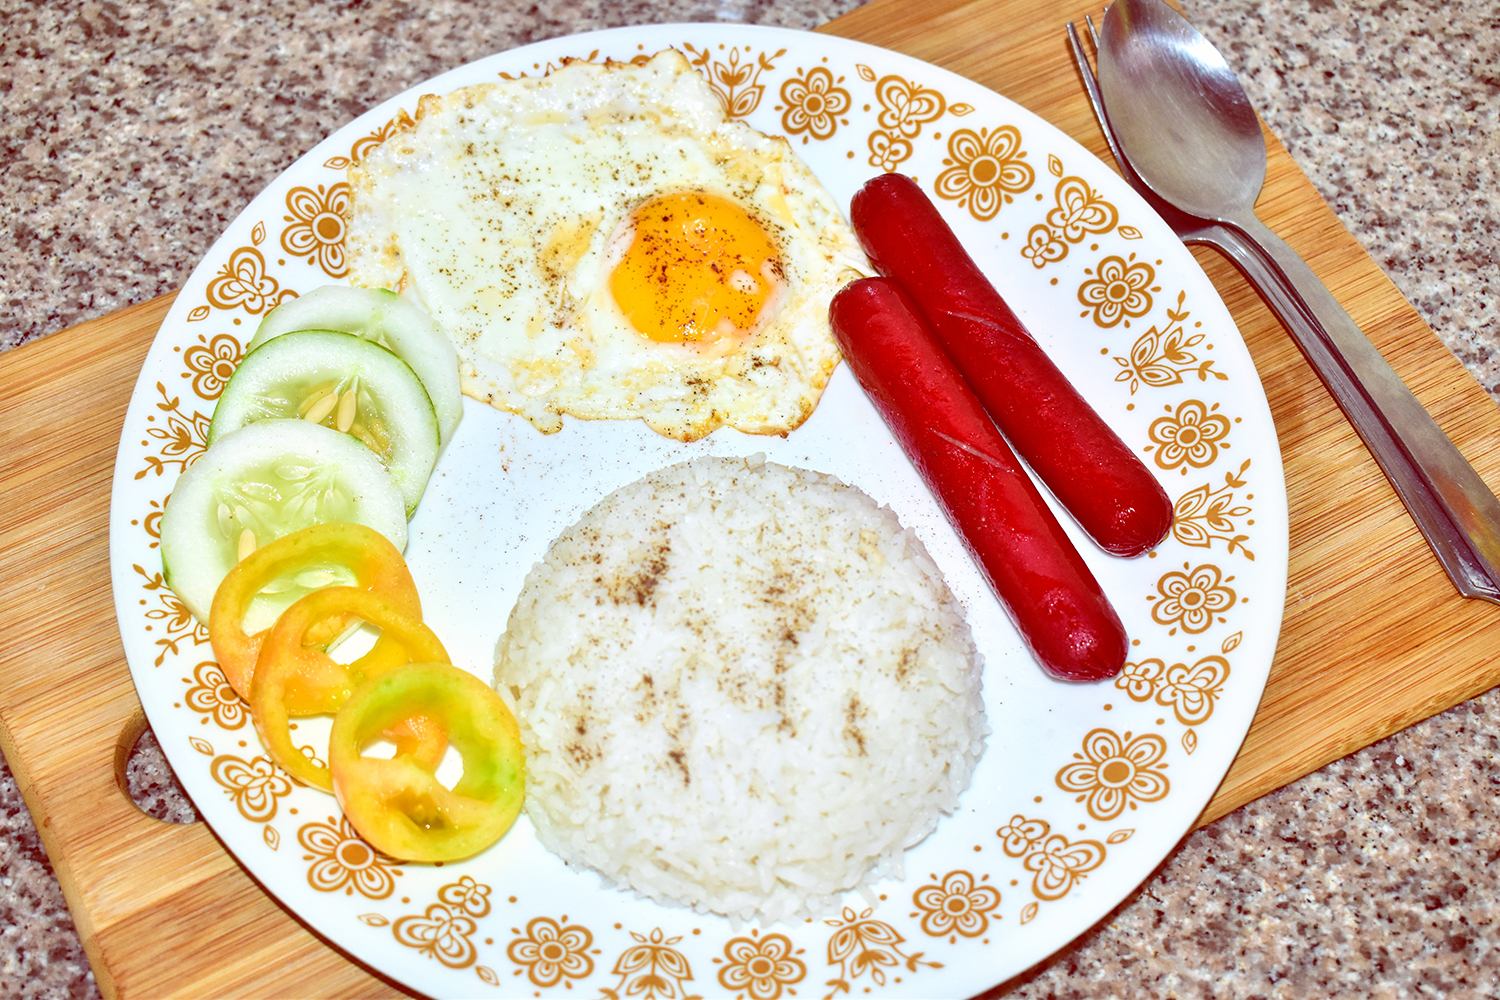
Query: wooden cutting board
[[3, 0, 1498, 996]]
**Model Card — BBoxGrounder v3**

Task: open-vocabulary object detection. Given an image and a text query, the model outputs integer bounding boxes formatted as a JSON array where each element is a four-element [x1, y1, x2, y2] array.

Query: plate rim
[[107, 20, 1289, 999]]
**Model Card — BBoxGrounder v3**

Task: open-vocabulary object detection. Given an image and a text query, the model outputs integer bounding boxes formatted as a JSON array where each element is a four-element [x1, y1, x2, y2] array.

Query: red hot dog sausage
[[829, 276, 1127, 682], [850, 172, 1173, 557]]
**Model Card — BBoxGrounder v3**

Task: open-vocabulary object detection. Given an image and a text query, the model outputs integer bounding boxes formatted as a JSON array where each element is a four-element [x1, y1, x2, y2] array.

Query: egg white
[[345, 49, 868, 441]]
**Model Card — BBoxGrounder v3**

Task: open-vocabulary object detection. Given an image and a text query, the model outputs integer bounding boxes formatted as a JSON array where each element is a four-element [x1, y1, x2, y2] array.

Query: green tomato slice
[[330, 662, 525, 862]]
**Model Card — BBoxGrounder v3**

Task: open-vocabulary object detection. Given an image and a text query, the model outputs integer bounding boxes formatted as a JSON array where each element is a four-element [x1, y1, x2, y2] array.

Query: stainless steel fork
[[1068, 14, 1500, 604]]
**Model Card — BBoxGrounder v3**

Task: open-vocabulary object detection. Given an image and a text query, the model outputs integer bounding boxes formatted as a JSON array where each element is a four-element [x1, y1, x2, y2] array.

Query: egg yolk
[[610, 192, 783, 344]]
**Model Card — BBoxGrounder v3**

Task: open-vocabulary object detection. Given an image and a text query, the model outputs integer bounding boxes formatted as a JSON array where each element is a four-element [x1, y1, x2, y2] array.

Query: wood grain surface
[[1, 0, 1497, 996]]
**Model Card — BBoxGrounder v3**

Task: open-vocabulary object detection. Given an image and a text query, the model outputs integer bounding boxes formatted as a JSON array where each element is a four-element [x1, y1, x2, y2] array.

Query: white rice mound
[[494, 455, 987, 924]]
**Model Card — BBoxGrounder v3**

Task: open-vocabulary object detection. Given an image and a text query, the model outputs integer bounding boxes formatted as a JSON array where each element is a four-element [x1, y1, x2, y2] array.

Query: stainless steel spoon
[[1095, 0, 1500, 603]]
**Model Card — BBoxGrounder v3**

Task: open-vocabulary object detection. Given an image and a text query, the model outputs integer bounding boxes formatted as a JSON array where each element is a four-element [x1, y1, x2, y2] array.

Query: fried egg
[[344, 49, 867, 441]]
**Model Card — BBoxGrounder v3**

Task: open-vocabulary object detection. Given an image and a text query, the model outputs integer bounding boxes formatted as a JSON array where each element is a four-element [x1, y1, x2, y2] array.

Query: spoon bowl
[[1096, 0, 1266, 222]]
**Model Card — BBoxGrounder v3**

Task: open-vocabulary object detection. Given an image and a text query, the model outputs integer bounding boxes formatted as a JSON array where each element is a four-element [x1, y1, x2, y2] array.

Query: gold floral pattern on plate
[[1055, 728, 1170, 822], [1077, 253, 1158, 328], [132, 562, 208, 666], [508, 915, 597, 989], [778, 63, 852, 142], [1117, 648, 1235, 727], [682, 43, 784, 118], [1150, 562, 1239, 635], [281, 183, 351, 278], [911, 870, 1002, 941], [715, 929, 806, 1000], [177, 332, 244, 401], [129, 496, 165, 551], [1113, 292, 1228, 393], [933, 125, 1034, 221], [205, 244, 296, 317], [601, 927, 700, 1000], [1147, 399, 1236, 474], [392, 876, 491, 969], [823, 907, 942, 999], [182, 659, 247, 729], [995, 816, 1108, 903], [859, 68, 948, 171], [1022, 156, 1121, 268], [1172, 459, 1258, 558], [323, 108, 415, 171], [133, 382, 211, 481], [209, 752, 293, 823], [298, 815, 402, 899]]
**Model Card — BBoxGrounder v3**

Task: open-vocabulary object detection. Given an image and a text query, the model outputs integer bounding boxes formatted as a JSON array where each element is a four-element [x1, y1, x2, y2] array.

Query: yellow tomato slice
[[209, 521, 419, 701]]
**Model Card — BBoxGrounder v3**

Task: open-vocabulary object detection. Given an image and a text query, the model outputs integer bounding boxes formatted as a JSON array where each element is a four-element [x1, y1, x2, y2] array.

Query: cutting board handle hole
[[115, 709, 201, 825]]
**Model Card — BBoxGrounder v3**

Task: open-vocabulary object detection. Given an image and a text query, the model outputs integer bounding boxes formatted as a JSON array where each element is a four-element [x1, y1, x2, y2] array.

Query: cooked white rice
[[493, 455, 986, 923]]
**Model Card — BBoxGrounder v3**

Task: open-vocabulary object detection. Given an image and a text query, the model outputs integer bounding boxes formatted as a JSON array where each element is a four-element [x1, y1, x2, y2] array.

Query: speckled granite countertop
[[3, 1, 1499, 998]]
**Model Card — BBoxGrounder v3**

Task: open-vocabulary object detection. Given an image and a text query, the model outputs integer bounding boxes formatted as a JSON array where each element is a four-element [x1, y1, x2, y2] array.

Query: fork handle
[[1219, 216, 1500, 602]]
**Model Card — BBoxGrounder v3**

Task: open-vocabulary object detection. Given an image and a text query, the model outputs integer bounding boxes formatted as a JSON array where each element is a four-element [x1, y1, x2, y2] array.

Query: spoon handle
[[1225, 215, 1500, 602]]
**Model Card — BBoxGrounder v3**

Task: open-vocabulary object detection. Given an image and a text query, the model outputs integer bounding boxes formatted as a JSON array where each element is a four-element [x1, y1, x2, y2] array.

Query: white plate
[[109, 23, 1287, 999]]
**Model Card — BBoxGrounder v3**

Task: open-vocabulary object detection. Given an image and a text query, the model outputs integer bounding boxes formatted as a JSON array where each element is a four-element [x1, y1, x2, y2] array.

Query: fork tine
[[1065, 12, 1132, 176]]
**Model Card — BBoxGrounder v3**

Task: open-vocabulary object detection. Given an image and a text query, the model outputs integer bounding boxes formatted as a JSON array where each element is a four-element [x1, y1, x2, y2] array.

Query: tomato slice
[[251, 585, 448, 792], [209, 521, 419, 702], [383, 714, 449, 771], [329, 662, 525, 862]]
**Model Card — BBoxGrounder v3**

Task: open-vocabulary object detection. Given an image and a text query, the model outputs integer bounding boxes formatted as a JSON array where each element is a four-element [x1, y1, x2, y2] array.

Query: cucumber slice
[[252, 286, 463, 444], [210, 330, 439, 516], [160, 419, 408, 632]]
